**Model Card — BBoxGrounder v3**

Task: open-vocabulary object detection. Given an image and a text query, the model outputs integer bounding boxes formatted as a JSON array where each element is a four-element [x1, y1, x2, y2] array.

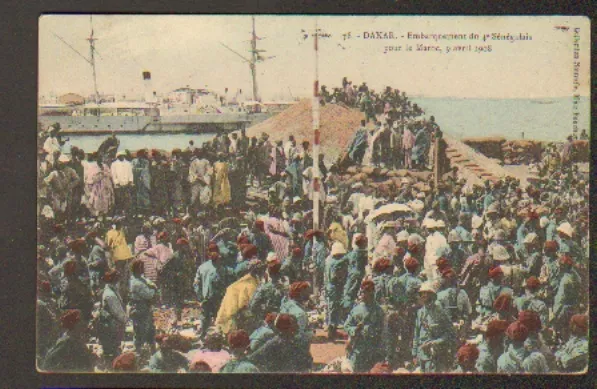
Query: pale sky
[[39, 15, 590, 100]]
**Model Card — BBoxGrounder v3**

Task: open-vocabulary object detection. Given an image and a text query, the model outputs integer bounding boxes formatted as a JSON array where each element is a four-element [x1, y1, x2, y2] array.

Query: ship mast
[[220, 16, 275, 102], [87, 15, 100, 104]]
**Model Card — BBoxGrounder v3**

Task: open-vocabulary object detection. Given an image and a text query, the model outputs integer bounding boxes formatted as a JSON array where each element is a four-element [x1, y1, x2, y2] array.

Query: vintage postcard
[[37, 15, 590, 374]]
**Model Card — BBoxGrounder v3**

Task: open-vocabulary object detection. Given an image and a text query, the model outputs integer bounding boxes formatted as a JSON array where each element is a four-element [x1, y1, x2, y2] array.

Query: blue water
[[64, 97, 590, 153], [411, 96, 590, 141]]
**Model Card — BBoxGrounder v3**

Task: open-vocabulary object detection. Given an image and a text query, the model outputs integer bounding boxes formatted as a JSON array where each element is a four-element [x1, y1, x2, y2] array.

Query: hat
[[292, 247, 303, 257], [172, 217, 182, 224], [456, 344, 480, 365], [189, 360, 212, 373], [570, 314, 588, 332], [237, 235, 250, 245], [486, 202, 499, 214], [525, 276, 540, 290], [396, 230, 409, 242], [360, 279, 375, 292], [102, 269, 119, 283], [380, 221, 397, 230], [60, 309, 81, 330], [559, 254, 574, 266], [227, 330, 250, 350], [441, 268, 457, 280], [330, 242, 347, 256], [416, 192, 426, 199], [506, 321, 529, 342], [207, 242, 220, 254], [373, 257, 392, 273], [471, 214, 483, 229], [404, 256, 419, 272], [556, 222, 574, 237], [419, 281, 437, 294], [58, 154, 71, 163], [447, 230, 461, 243], [485, 319, 510, 338], [351, 182, 364, 189], [488, 266, 504, 279], [492, 229, 506, 241], [493, 293, 513, 313], [38, 280, 52, 294], [254, 220, 265, 232], [156, 231, 169, 242], [523, 233, 538, 245], [242, 244, 258, 259], [67, 238, 87, 253], [289, 281, 310, 299], [544, 240, 559, 253], [518, 310, 542, 332], [112, 352, 137, 371], [434, 220, 446, 229], [176, 238, 189, 246], [436, 257, 450, 271], [491, 245, 510, 261], [267, 259, 282, 275], [370, 362, 393, 374], [407, 233, 424, 246], [539, 216, 550, 228], [274, 313, 297, 334]]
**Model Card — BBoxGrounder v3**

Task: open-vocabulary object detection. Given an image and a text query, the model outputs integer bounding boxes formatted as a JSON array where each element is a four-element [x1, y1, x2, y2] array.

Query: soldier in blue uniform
[[220, 330, 260, 373], [41, 309, 93, 372], [248, 220, 273, 262], [475, 266, 513, 323], [58, 259, 93, 321], [279, 281, 312, 355], [453, 343, 480, 373], [280, 246, 305, 284], [555, 314, 588, 372], [249, 312, 277, 352], [325, 242, 349, 340], [194, 245, 234, 339], [412, 281, 457, 372], [128, 259, 158, 354], [147, 334, 191, 372], [518, 310, 555, 370], [97, 269, 127, 362], [539, 240, 560, 305], [371, 258, 393, 304], [341, 234, 368, 312], [303, 229, 327, 300], [497, 321, 549, 373], [248, 259, 285, 328], [475, 319, 509, 373], [514, 276, 548, 326], [436, 267, 472, 342], [551, 254, 581, 342], [344, 279, 385, 372]]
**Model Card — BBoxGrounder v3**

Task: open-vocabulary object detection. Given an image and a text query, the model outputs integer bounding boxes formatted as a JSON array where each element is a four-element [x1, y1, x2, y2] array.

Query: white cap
[[491, 244, 510, 261], [471, 214, 483, 229], [409, 200, 425, 212], [58, 154, 71, 163], [539, 216, 550, 228], [419, 281, 438, 294], [434, 220, 446, 229], [331, 241, 347, 256], [524, 232, 538, 244], [408, 233, 424, 246], [396, 230, 409, 242], [351, 182, 364, 189], [556, 222, 574, 238], [421, 218, 435, 229], [266, 252, 279, 263], [447, 230, 461, 243]]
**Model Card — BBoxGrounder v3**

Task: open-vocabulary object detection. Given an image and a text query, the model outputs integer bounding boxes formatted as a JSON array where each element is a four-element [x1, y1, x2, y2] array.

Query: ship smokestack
[[142, 71, 154, 103]]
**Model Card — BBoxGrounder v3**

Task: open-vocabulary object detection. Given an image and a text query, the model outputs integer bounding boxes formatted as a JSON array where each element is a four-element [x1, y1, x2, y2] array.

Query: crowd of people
[[37, 79, 589, 374]]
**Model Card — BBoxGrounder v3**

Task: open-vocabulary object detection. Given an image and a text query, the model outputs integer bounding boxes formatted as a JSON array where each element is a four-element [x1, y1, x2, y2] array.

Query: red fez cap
[[506, 321, 529, 342], [559, 254, 574, 266], [354, 235, 368, 248], [265, 312, 278, 325], [570, 314, 588, 332], [131, 259, 144, 274], [63, 260, 77, 276], [189, 360, 212, 372], [151, 149, 160, 157], [208, 242, 220, 254], [254, 220, 265, 232], [373, 258, 392, 272], [275, 313, 297, 333], [136, 149, 146, 157], [237, 235, 250, 245], [68, 238, 87, 253], [267, 259, 282, 274], [527, 210, 540, 220], [441, 268, 457, 280], [292, 247, 303, 257], [112, 352, 137, 371], [404, 256, 419, 271], [456, 344, 480, 365], [361, 279, 375, 292], [289, 281, 310, 299], [242, 244, 258, 259], [544, 240, 559, 253], [488, 266, 504, 279], [525, 276, 540, 290], [38, 280, 52, 294], [86, 231, 98, 240], [172, 218, 182, 224], [228, 330, 250, 349], [53, 224, 64, 234], [518, 310, 542, 332], [60, 309, 81, 329], [493, 293, 513, 313], [157, 231, 169, 242], [485, 319, 509, 338], [102, 268, 119, 283], [436, 257, 450, 271], [394, 246, 406, 257], [176, 237, 189, 246], [369, 361, 393, 374]]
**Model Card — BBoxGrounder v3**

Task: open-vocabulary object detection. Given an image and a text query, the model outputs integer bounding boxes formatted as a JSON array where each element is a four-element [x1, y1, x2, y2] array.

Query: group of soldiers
[[36, 80, 588, 374]]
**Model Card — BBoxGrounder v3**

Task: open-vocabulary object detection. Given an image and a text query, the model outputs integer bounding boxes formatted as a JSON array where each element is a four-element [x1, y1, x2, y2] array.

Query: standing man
[[128, 259, 158, 356], [325, 242, 348, 340], [188, 148, 213, 215], [132, 149, 151, 217], [105, 218, 134, 304], [111, 151, 134, 216]]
